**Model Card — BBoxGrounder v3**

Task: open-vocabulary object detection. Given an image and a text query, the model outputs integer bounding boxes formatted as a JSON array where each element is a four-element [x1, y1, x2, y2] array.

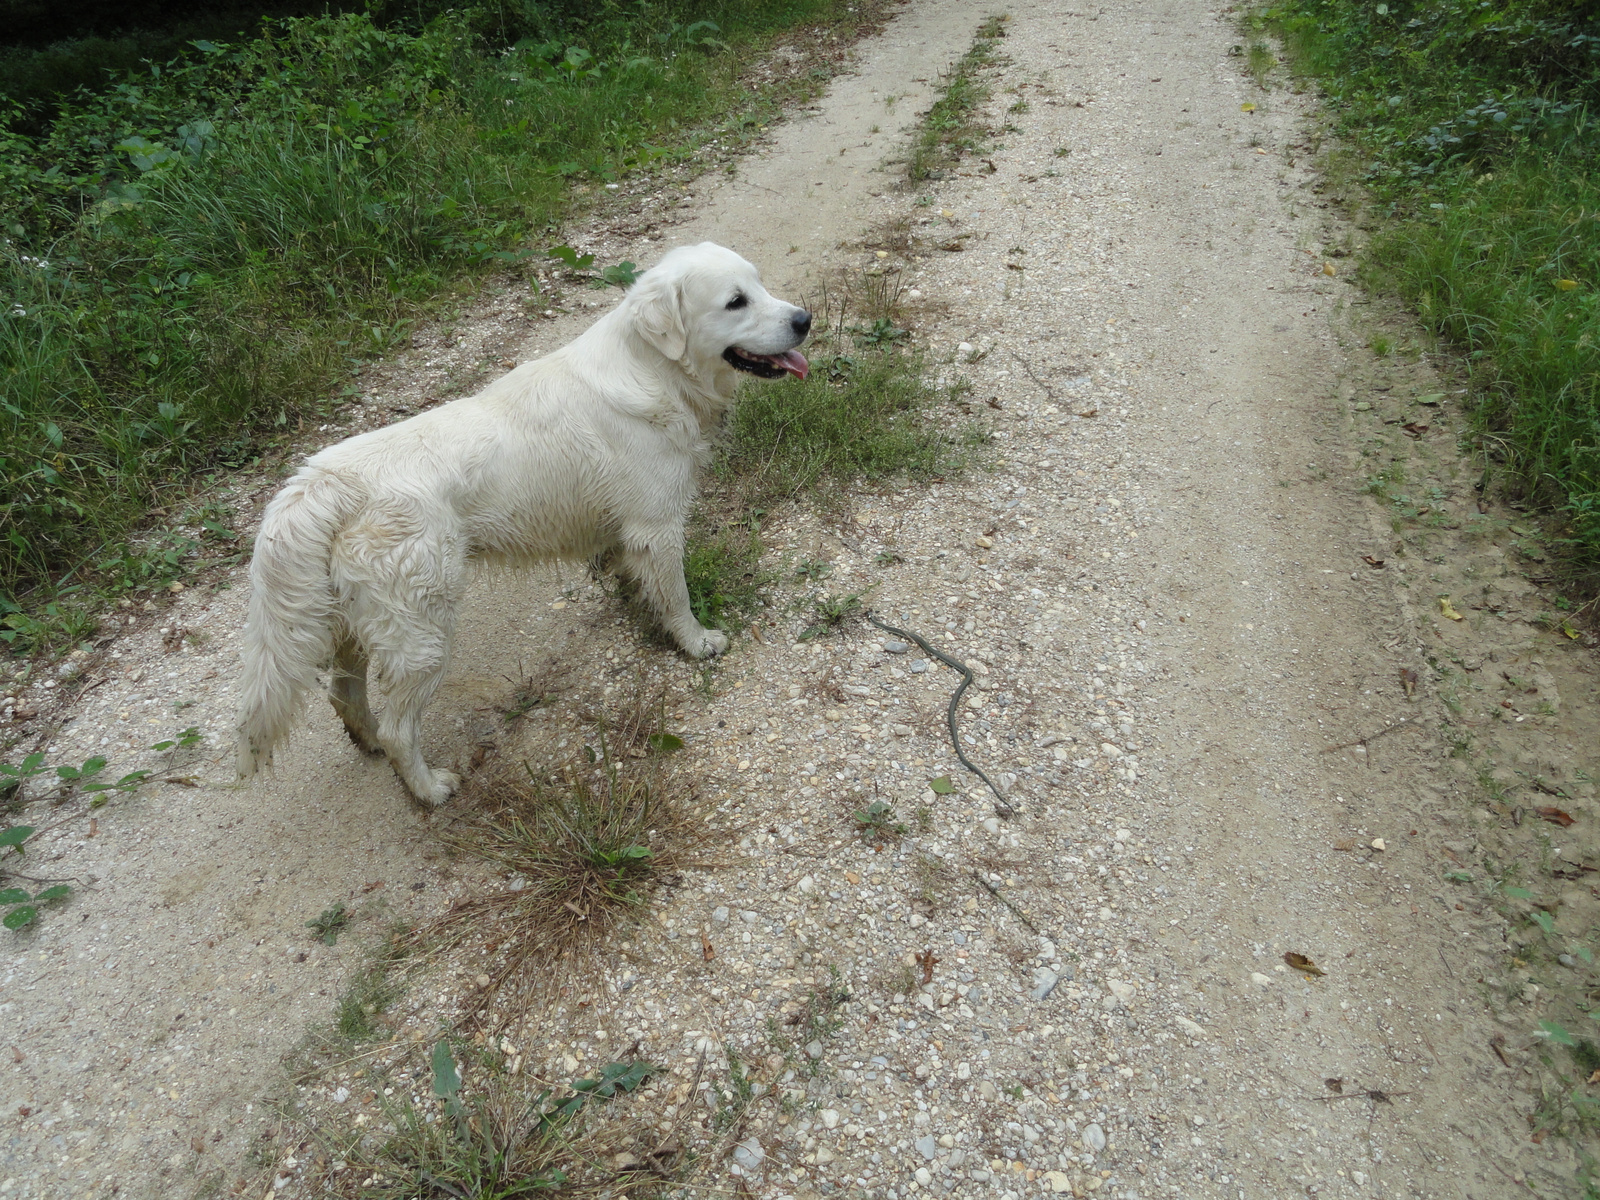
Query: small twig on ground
[[1313, 1088, 1411, 1104], [971, 870, 1040, 934], [1006, 349, 1059, 404], [1321, 717, 1421, 757]]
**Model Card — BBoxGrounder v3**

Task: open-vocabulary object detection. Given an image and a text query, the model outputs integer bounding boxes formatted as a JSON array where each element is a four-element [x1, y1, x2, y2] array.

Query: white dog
[[236, 242, 810, 805]]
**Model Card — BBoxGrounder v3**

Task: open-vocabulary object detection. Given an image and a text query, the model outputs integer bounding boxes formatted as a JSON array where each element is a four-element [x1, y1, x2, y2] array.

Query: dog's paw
[[415, 769, 461, 808], [685, 628, 730, 659]]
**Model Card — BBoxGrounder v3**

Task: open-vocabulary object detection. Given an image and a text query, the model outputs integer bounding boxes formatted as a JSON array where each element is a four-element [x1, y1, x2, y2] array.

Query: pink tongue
[[777, 349, 809, 380]]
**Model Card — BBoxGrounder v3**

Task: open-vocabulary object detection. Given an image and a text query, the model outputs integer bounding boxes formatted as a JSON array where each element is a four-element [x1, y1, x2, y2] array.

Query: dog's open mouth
[[724, 346, 810, 380]]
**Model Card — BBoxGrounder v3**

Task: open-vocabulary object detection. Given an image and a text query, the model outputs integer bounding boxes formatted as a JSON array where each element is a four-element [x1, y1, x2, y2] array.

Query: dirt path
[[3, 0, 1595, 1197]]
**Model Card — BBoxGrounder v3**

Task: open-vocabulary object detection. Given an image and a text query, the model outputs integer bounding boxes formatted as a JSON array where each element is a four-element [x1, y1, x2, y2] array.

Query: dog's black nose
[[791, 310, 813, 339]]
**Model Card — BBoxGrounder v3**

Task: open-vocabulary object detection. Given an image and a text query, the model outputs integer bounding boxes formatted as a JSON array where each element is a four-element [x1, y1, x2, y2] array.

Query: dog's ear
[[630, 269, 687, 362]]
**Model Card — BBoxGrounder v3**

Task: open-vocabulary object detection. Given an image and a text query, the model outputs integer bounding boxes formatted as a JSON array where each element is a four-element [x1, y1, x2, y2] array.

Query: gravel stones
[[1031, 966, 1062, 1001]]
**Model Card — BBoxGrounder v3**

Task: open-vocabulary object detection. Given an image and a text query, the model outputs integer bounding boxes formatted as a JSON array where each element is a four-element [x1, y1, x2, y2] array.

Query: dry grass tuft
[[313, 1047, 677, 1199], [421, 714, 709, 1027]]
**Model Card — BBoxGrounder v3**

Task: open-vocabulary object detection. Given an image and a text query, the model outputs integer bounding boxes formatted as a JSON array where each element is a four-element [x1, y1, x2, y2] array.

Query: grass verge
[[0, 0, 886, 649], [1259, 0, 1600, 584], [907, 15, 1008, 181]]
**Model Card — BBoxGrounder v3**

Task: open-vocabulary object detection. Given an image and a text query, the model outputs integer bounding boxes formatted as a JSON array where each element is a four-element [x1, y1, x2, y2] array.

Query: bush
[[1267, 0, 1600, 572]]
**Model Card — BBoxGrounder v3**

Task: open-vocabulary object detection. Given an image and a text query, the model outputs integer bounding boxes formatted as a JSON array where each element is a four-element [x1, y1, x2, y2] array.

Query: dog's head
[[625, 242, 811, 385]]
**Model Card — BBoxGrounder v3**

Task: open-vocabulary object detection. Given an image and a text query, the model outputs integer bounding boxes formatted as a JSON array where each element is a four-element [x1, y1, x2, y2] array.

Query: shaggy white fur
[[236, 242, 811, 805]]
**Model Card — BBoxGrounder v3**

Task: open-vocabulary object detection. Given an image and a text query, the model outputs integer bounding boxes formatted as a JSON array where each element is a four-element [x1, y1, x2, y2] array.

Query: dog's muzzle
[[724, 345, 810, 379]]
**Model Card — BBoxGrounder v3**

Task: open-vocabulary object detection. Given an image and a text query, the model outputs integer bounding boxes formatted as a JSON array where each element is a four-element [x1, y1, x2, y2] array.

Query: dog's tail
[[236, 469, 359, 778]]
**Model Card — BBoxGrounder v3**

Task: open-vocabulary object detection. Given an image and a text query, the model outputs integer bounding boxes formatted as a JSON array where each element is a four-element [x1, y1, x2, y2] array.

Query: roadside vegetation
[[907, 14, 1007, 181], [0, 0, 881, 649], [1261, 0, 1600, 585]]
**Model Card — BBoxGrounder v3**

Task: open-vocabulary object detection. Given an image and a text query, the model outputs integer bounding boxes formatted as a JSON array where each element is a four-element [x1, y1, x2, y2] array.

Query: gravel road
[[2, 0, 1590, 1197]]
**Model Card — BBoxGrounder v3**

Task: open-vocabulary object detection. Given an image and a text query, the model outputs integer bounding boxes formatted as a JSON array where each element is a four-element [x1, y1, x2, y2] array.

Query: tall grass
[[1372, 153, 1600, 547], [1265, 0, 1600, 573], [0, 1, 865, 640]]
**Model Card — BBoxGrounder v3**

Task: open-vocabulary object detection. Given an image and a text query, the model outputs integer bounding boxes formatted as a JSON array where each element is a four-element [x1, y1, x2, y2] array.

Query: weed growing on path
[[422, 710, 708, 1023], [908, 16, 1009, 182], [309, 1038, 663, 1199]]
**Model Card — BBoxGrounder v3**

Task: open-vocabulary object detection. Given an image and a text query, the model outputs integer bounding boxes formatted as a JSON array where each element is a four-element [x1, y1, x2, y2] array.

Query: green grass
[[682, 329, 978, 630], [0, 0, 877, 648], [722, 343, 972, 497], [907, 15, 1007, 181], [1262, 0, 1600, 578]]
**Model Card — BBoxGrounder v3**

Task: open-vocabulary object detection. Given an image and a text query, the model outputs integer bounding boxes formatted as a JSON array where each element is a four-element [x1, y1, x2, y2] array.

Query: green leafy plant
[[852, 798, 906, 841], [432, 1038, 465, 1120], [1, 883, 70, 931], [799, 589, 868, 640], [307, 904, 351, 946], [0, 824, 33, 855], [853, 316, 909, 347], [597, 260, 640, 288]]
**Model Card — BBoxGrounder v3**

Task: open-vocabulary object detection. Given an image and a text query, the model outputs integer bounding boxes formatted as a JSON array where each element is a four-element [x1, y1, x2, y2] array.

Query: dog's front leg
[[621, 542, 729, 659]]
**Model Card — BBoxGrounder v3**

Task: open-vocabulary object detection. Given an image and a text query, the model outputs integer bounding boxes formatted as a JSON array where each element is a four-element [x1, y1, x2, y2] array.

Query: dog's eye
[[725, 294, 748, 310]]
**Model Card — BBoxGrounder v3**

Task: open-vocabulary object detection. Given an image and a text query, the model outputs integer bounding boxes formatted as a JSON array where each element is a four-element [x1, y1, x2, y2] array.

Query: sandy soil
[[3, 0, 1597, 1198]]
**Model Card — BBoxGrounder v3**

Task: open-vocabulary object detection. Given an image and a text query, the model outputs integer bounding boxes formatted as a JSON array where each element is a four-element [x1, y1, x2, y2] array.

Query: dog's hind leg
[[377, 661, 460, 807], [329, 631, 381, 755], [620, 538, 729, 660], [364, 597, 461, 808]]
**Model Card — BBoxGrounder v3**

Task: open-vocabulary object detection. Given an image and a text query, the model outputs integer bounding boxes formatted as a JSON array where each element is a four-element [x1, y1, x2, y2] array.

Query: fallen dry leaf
[[1361, 555, 1385, 569], [1439, 597, 1465, 621], [1324, 1077, 1344, 1094], [1401, 422, 1429, 438], [1535, 806, 1576, 828], [1333, 838, 1356, 851], [1490, 1034, 1512, 1067], [1284, 952, 1326, 977], [915, 948, 939, 985], [1241, 102, 1256, 112], [939, 241, 965, 252], [1399, 667, 1418, 697], [1589, 1069, 1600, 1085], [1323, 262, 1336, 276], [1556, 278, 1579, 291], [1077, 408, 1098, 419], [700, 931, 715, 962]]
